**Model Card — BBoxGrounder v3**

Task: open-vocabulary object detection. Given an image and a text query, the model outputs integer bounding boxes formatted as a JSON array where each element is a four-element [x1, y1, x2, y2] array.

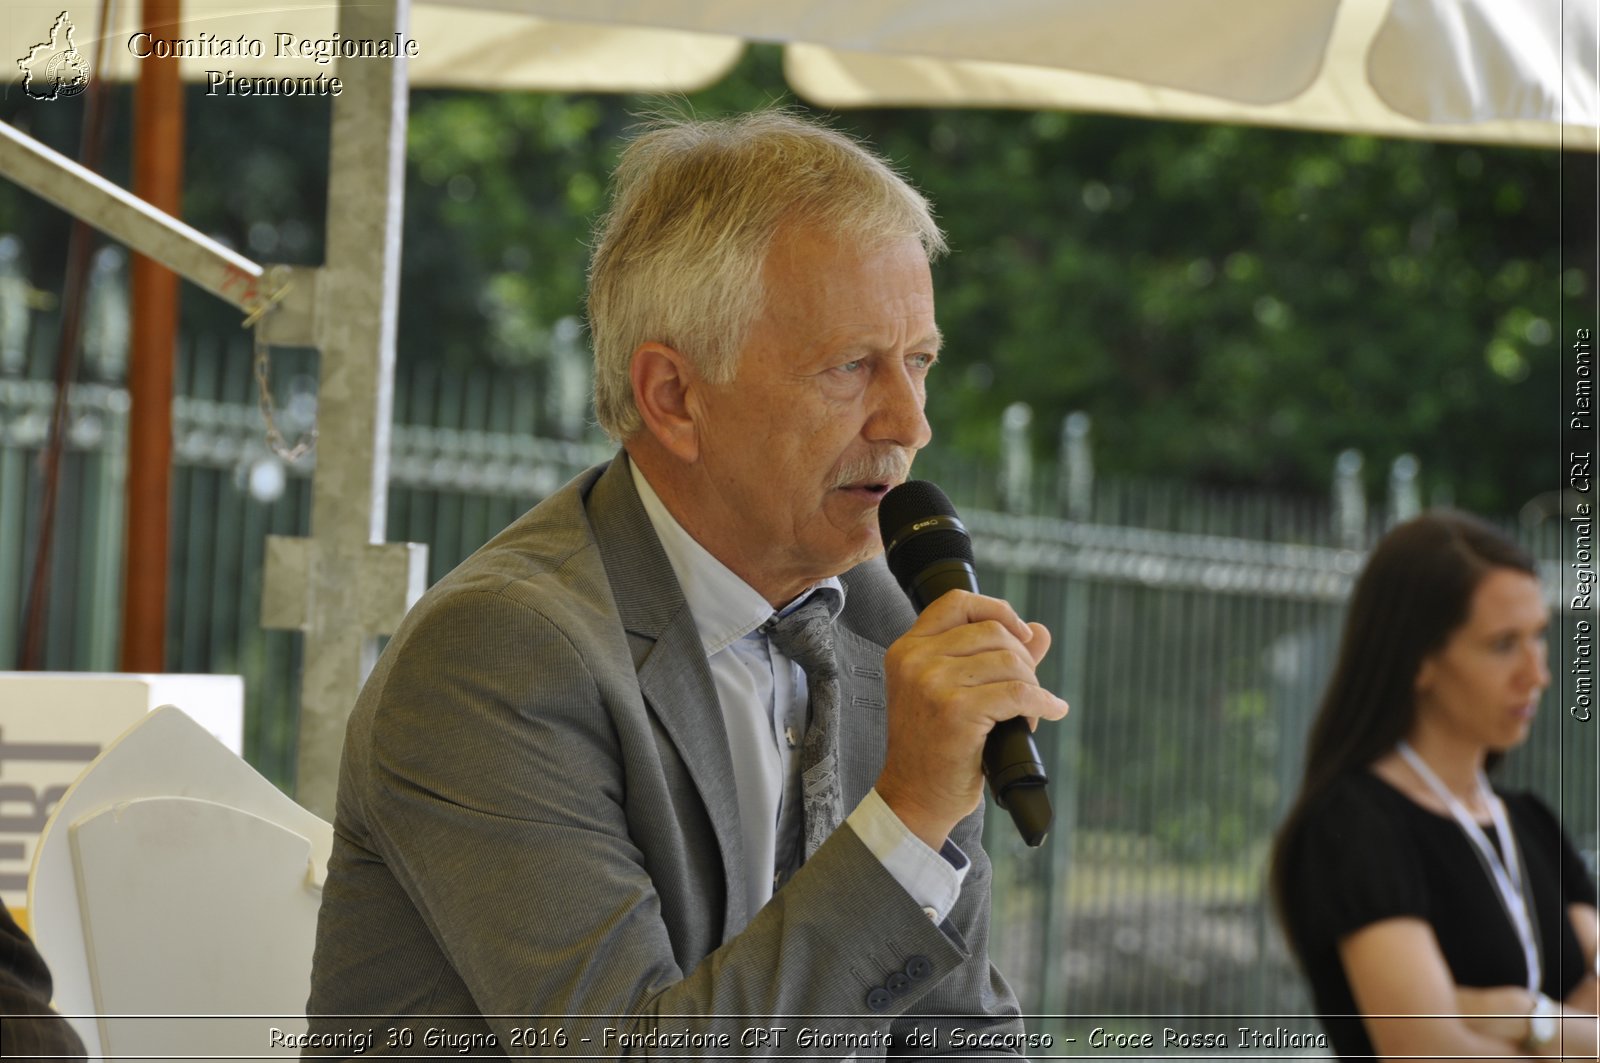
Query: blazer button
[[886, 971, 911, 996], [905, 955, 932, 981], [865, 987, 893, 1012]]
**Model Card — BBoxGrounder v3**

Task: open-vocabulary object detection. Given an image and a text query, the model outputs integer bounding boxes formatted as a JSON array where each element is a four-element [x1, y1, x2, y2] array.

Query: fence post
[[1389, 453, 1420, 525], [0, 236, 27, 377], [547, 315, 588, 441], [84, 247, 128, 382], [1035, 411, 1091, 1030], [1059, 411, 1093, 520], [1334, 448, 1366, 549], [0, 236, 26, 666], [1001, 401, 1033, 514], [79, 248, 129, 669]]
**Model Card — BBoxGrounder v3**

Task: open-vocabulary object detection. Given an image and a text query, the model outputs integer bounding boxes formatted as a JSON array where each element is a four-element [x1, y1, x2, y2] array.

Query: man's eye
[[910, 353, 936, 370], [837, 359, 865, 373]]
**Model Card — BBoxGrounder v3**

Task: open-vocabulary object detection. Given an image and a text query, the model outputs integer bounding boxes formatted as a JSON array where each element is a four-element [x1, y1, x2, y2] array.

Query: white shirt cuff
[[846, 788, 969, 924]]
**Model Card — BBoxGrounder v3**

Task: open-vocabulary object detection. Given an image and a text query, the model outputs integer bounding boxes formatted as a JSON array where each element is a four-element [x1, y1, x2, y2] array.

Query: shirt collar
[[629, 457, 845, 656]]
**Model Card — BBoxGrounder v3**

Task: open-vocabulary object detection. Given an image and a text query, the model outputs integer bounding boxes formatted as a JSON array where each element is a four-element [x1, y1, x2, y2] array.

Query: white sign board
[[0, 673, 245, 912]]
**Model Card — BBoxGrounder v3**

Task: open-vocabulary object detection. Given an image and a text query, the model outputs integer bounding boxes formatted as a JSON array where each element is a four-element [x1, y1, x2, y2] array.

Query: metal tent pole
[[263, 0, 427, 816], [0, 122, 266, 305]]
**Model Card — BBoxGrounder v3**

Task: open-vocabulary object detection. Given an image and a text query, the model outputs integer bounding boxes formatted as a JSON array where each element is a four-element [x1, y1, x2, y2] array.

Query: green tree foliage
[[2, 44, 1587, 514], [845, 101, 1586, 515]]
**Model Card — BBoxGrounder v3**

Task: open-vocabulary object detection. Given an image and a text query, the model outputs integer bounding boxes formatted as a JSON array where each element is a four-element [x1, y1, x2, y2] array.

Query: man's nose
[[866, 364, 932, 451]]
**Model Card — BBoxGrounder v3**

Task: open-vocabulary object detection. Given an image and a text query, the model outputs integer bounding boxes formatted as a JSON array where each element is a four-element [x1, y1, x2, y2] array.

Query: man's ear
[[631, 341, 700, 463]]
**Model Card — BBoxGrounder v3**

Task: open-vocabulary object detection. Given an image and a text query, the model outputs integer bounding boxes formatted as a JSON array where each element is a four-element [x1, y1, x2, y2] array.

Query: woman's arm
[[1342, 916, 1598, 1061], [1449, 903, 1600, 1059], [1454, 986, 1597, 1060]]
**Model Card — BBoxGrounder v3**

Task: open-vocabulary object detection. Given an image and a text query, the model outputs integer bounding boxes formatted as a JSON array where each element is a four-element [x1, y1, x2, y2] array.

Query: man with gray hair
[[306, 109, 1067, 1057]]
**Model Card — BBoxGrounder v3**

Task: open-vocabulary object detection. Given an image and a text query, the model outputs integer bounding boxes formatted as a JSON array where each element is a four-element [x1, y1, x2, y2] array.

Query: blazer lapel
[[585, 457, 749, 937]]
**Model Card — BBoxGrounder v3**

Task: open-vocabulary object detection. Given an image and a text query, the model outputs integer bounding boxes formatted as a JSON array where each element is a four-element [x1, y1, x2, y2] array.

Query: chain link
[[247, 277, 316, 462]]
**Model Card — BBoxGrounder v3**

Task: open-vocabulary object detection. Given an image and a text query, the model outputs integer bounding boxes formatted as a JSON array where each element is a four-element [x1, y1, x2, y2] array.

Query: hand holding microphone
[[875, 481, 1063, 847]]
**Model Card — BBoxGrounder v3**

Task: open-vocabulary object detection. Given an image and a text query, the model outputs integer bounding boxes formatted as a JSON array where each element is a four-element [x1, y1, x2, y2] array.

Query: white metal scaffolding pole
[[262, 0, 427, 817], [0, 121, 265, 309]]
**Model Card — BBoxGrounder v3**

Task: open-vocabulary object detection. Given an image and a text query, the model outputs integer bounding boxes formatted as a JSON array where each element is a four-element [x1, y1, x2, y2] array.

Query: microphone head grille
[[878, 481, 974, 588], [878, 480, 958, 533]]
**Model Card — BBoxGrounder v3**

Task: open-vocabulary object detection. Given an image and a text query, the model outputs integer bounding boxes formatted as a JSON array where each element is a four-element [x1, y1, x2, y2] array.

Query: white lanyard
[[1396, 742, 1541, 993]]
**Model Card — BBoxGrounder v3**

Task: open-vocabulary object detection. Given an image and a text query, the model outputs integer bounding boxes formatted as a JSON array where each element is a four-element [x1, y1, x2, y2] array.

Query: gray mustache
[[832, 451, 912, 489]]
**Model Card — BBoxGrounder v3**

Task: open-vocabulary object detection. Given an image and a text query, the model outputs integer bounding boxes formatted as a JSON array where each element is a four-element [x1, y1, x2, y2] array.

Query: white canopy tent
[[6, 0, 1594, 148], [2, 0, 1594, 811]]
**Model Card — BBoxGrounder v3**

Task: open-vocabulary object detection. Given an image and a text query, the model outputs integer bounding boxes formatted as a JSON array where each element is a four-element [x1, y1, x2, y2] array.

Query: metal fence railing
[[2, 335, 1591, 1031]]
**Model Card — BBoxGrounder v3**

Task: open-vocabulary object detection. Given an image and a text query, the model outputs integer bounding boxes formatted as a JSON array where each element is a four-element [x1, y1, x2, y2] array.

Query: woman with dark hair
[[1270, 510, 1599, 1060]]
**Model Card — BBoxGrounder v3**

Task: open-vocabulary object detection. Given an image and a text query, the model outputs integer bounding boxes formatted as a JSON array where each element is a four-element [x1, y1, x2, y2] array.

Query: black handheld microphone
[[877, 480, 1053, 847]]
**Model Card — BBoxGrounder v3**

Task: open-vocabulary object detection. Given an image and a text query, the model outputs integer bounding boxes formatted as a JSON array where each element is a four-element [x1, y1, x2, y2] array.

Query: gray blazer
[[305, 457, 1024, 1057]]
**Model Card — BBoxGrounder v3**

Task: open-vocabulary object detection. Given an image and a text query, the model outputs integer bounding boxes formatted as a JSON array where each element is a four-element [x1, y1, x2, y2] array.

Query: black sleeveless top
[[1281, 772, 1597, 1060]]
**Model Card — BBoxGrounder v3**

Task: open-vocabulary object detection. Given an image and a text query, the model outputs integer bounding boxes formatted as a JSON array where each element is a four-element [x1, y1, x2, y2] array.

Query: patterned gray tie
[[762, 595, 843, 863]]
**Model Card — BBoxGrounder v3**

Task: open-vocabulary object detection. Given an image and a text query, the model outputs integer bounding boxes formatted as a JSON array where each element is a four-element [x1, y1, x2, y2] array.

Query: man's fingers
[[910, 614, 1051, 666], [911, 589, 1033, 643], [948, 648, 1040, 687], [992, 680, 1069, 723], [1024, 621, 1051, 666], [932, 664, 1069, 723]]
